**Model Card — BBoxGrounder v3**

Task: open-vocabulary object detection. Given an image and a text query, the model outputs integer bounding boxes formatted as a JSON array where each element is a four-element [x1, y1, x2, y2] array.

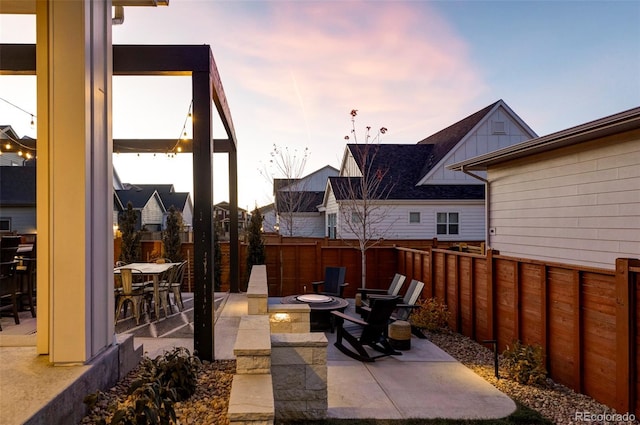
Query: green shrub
[[502, 340, 547, 386], [408, 298, 450, 333], [84, 347, 200, 425]]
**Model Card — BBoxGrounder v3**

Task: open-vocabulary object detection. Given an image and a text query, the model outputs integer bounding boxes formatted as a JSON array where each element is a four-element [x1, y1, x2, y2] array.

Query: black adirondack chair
[[331, 296, 401, 362], [312, 266, 348, 298]]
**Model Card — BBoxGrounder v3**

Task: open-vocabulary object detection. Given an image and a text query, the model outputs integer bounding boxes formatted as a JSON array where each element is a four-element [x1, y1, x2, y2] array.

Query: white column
[[36, 0, 114, 363]]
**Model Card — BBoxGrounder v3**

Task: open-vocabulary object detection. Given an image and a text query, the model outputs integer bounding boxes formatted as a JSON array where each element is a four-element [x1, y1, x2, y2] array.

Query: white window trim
[[408, 211, 421, 224], [436, 211, 460, 236]]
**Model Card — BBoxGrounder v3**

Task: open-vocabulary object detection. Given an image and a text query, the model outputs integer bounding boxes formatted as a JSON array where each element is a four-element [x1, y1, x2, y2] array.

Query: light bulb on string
[[26, 152, 32, 159], [30, 115, 35, 128], [177, 146, 182, 153], [5, 143, 11, 150], [18, 150, 23, 156]]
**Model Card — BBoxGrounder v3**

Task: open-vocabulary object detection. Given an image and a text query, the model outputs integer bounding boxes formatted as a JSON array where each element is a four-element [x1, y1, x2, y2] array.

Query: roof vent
[[491, 121, 506, 134]]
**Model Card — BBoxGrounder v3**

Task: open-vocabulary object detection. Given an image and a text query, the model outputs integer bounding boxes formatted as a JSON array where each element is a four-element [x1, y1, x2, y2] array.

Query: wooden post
[[514, 261, 520, 342], [615, 258, 637, 414], [573, 269, 582, 392], [541, 264, 549, 372]]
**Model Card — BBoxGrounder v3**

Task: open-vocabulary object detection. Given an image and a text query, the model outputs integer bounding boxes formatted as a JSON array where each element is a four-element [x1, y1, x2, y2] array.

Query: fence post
[[615, 258, 638, 415]]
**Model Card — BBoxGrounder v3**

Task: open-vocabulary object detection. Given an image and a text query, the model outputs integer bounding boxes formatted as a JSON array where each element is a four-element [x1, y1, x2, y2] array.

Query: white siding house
[[274, 165, 339, 237], [448, 106, 640, 270], [323, 100, 537, 241]]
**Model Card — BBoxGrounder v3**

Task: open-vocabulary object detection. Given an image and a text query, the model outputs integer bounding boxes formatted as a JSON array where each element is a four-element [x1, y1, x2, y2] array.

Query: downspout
[[461, 165, 491, 249]]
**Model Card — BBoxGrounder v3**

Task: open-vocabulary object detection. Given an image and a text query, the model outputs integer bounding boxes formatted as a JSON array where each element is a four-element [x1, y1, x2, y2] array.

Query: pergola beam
[[113, 139, 234, 153], [0, 43, 240, 361]]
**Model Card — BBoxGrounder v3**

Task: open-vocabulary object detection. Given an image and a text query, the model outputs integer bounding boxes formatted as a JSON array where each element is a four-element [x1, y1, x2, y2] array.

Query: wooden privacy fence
[[396, 246, 640, 417], [263, 243, 398, 298]]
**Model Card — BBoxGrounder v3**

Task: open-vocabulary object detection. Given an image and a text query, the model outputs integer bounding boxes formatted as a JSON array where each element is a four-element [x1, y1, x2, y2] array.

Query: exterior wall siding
[[181, 203, 194, 229], [341, 151, 361, 177], [488, 135, 640, 270], [0, 207, 36, 234], [0, 153, 25, 166], [291, 214, 325, 237], [335, 202, 485, 240], [142, 196, 164, 228]]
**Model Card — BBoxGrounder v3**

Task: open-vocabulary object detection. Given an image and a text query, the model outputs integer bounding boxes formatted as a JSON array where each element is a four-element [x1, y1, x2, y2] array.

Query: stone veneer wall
[[228, 265, 328, 424], [270, 333, 328, 420]]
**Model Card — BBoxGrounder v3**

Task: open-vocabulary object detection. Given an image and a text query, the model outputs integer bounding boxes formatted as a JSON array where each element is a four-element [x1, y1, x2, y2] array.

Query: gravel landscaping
[[427, 331, 638, 425], [81, 333, 637, 425]]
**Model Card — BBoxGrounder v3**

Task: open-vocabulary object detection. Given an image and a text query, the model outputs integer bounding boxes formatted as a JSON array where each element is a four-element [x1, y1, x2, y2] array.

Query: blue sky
[[1, 1, 638, 209]]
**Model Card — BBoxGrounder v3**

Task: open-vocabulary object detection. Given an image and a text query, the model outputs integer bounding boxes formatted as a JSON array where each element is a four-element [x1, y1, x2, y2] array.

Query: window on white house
[[409, 212, 421, 223], [0, 218, 10, 232], [351, 212, 362, 224], [327, 213, 337, 239], [437, 212, 459, 235]]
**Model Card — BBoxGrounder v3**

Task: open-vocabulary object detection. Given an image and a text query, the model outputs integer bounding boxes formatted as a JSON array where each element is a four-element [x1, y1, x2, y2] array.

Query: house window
[[327, 213, 337, 239], [409, 212, 421, 224], [0, 218, 10, 232], [437, 212, 459, 235], [351, 212, 362, 224]]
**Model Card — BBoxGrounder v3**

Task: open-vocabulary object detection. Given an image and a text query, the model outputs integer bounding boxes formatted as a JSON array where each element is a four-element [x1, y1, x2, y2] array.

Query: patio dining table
[[114, 262, 179, 321]]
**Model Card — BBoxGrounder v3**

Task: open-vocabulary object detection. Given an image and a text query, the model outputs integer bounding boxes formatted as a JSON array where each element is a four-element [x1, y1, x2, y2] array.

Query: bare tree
[[260, 144, 316, 237], [333, 109, 396, 288]]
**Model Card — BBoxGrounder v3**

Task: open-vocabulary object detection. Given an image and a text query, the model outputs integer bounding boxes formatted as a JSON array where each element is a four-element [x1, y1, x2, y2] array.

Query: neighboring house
[[1, 125, 36, 166], [115, 188, 165, 231], [0, 166, 36, 234], [214, 201, 250, 239], [131, 184, 194, 231], [258, 203, 277, 233], [322, 100, 537, 241], [448, 106, 640, 270], [274, 165, 339, 237]]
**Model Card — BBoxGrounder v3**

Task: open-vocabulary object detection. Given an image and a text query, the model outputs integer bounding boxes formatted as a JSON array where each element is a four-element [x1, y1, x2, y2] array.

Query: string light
[[0, 97, 36, 130], [170, 100, 193, 155], [0, 97, 38, 159]]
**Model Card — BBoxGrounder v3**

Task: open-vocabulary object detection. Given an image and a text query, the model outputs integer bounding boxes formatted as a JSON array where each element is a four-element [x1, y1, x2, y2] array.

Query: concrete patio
[[0, 292, 516, 424]]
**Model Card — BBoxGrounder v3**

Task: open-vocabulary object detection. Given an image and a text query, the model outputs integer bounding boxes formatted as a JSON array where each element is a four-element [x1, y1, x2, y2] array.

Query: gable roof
[[333, 144, 484, 201], [158, 192, 190, 212], [448, 106, 640, 171], [274, 164, 339, 193], [115, 188, 162, 210], [0, 166, 36, 206], [416, 99, 537, 182]]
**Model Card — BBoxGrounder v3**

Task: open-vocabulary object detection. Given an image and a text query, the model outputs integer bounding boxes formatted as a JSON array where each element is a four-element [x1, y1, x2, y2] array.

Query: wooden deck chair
[[392, 279, 425, 321], [312, 266, 348, 298], [356, 273, 406, 313], [331, 296, 401, 362], [392, 279, 427, 338]]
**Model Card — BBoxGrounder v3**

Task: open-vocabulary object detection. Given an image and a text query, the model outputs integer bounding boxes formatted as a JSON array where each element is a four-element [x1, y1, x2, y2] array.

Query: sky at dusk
[[1, 0, 639, 210]]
